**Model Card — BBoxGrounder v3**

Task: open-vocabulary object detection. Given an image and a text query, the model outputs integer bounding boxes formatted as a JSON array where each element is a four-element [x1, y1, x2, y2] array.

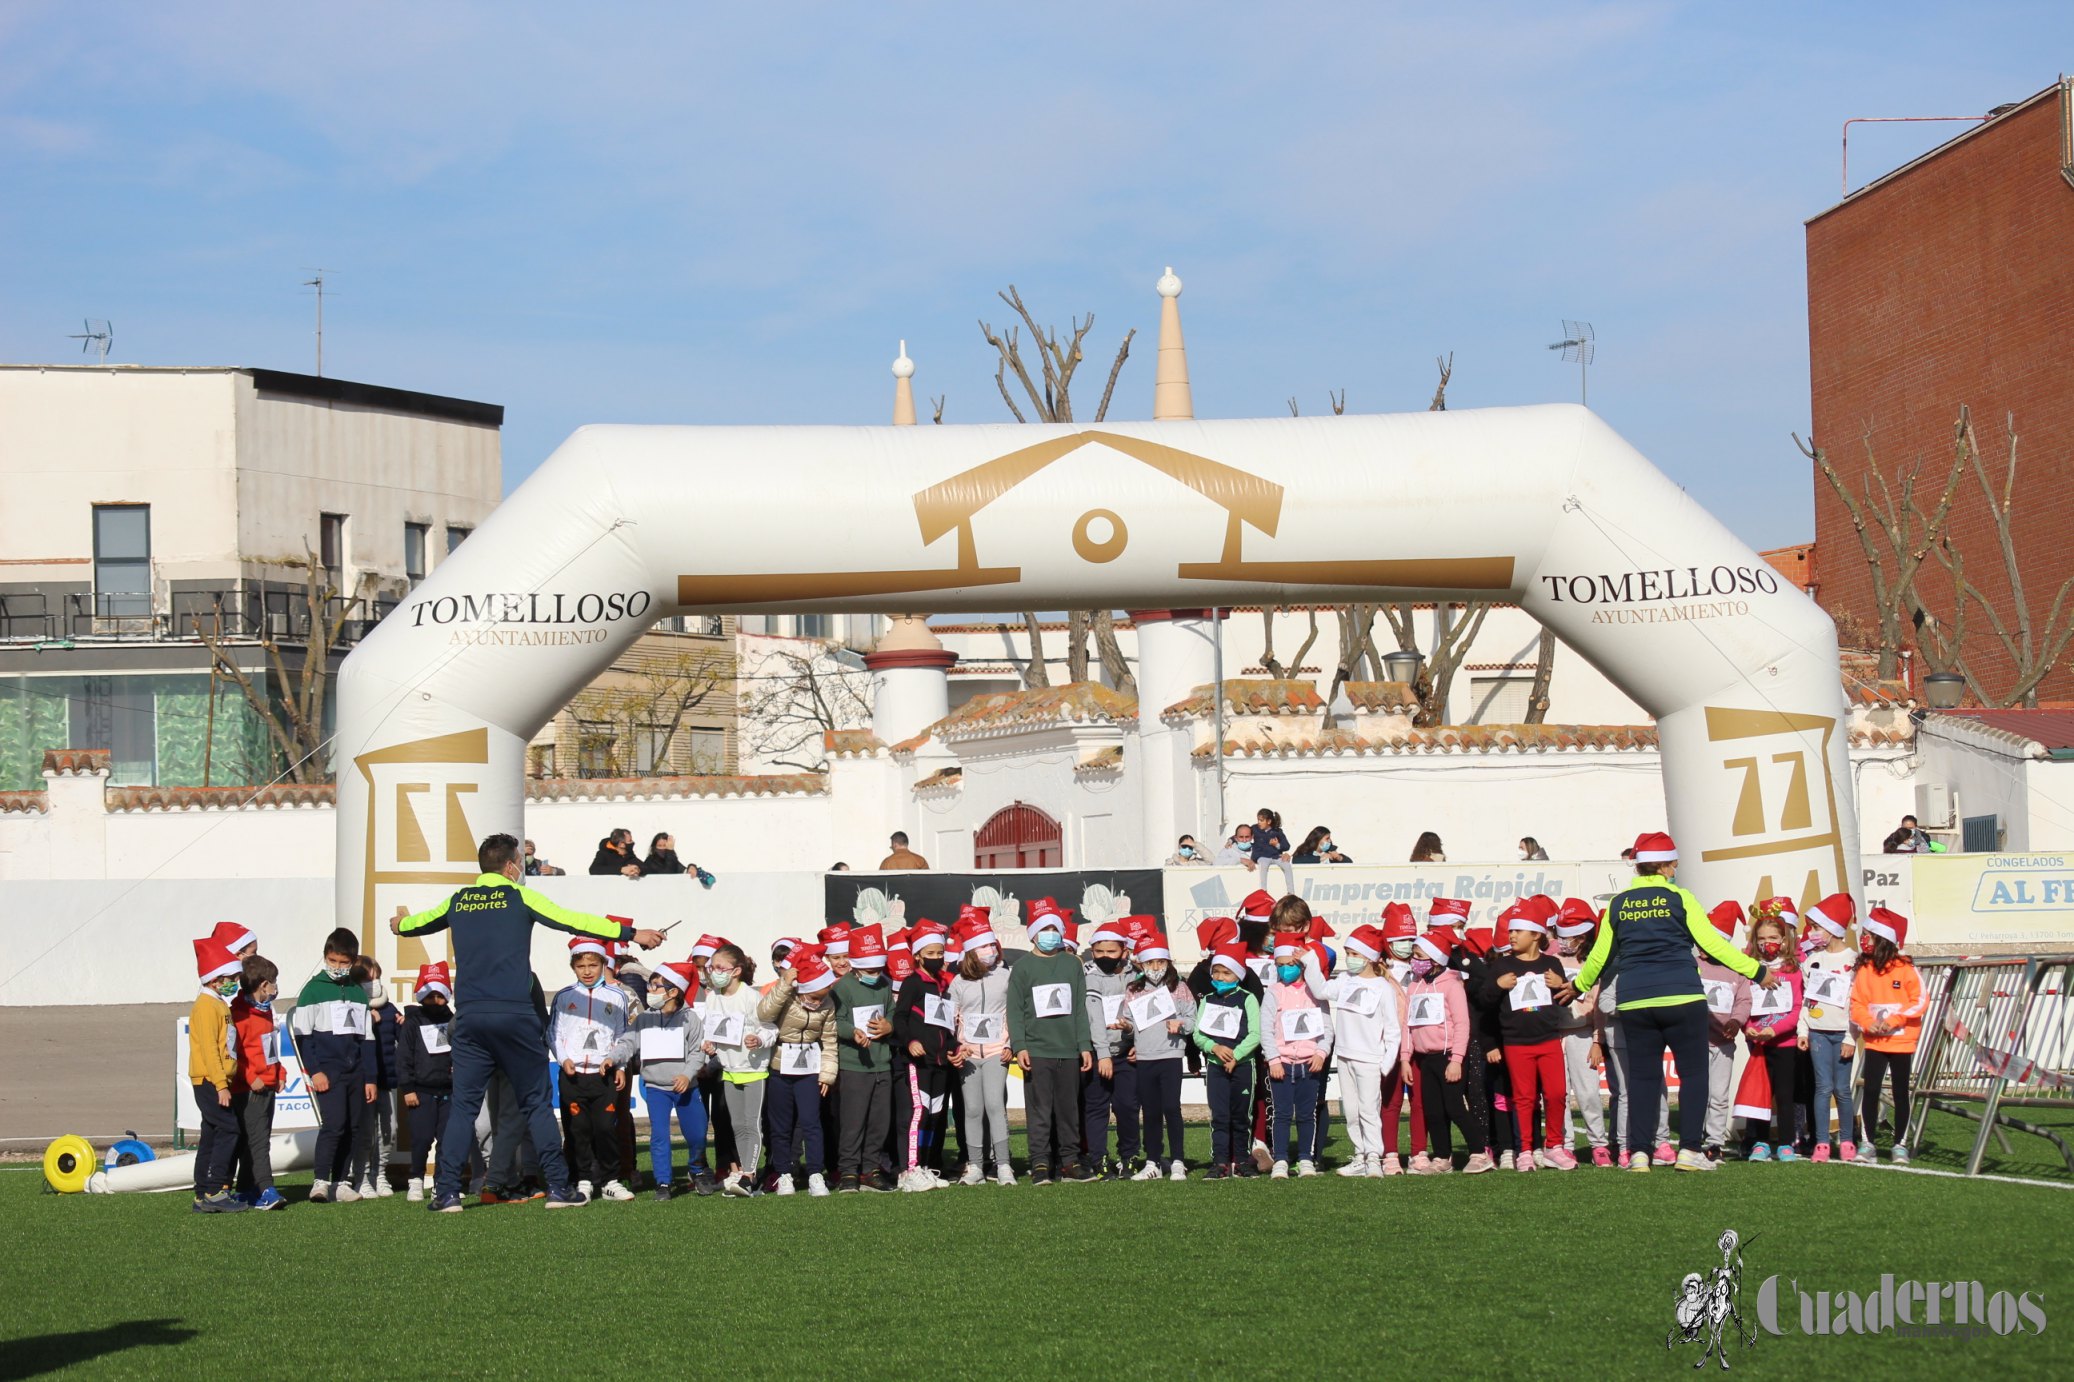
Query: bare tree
[[738, 644, 874, 772], [1795, 421, 1967, 681], [1260, 607, 1322, 679], [979, 285, 1136, 690], [930, 394, 946, 425], [569, 645, 728, 776], [1093, 608, 1135, 694], [1287, 391, 1347, 417], [1430, 353, 1453, 412], [191, 549, 360, 784], [1382, 602, 1491, 727], [1523, 628, 1557, 724]]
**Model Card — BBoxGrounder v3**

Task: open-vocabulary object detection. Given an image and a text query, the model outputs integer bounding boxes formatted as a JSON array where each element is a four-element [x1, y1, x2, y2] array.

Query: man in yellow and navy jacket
[[1568, 831, 1775, 1173], [392, 832, 663, 1211]]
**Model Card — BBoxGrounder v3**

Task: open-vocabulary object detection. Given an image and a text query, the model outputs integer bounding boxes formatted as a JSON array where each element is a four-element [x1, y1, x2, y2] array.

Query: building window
[[404, 523, 429, 584], [445, 524, 472, 555], [575, 721, 616, 778], [974, 801, 1064, 869], [794, 613, 832, 639], [91, 504, 151, 618], [692, 613, 724, 637], [319, 513, 348, 573], [688, 727, 724, 774], [70, 675, 156, 785], [1468, 676, 1533, 724], [633, 724, 672, 775]]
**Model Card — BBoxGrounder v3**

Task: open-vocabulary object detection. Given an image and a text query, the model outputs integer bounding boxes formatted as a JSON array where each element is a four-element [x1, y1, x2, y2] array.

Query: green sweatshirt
[[1005, 950, 1093, 1059], [832, 971, 895, 1073]]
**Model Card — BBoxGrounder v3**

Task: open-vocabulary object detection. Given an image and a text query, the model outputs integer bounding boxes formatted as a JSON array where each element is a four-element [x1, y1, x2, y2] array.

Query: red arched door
[[974, 802, 1063, 869]]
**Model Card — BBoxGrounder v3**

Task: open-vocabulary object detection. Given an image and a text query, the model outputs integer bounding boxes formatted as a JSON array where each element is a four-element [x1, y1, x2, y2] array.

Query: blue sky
[[3, 2, 2066, 550]]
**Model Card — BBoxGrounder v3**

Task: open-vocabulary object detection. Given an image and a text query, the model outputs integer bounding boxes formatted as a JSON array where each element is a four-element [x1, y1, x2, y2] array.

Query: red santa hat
[[1428, 897, 1471, 923], [1461, 926, 1495, 959], [568, 936, 611, 961], [957, 903, 991, 929], [1497, 900, 1546, 935], [1343, 923, 1386, 963], [1380, 902, 1418, 941], [772, 936, 802, 963], [817, 923, 853, 957], [1805, 893, 1854, 938], [655, 961, 700, 994], [209, 920, 257, 955], [1196, 916, 1238, 952], [603, 940, 630, 970], [1134, 930, 1173, 963], [413, 961, 452, 1000], [1270, 936, 1306, 960], [884, 928, 915, 981], [1306, 917, 1337, 941], [1027, 908, 1069, 942], [848, 923, 888, 968], [691, 933, 727, 960], [1026, 896, 1074, 929], [193, 936, 240, 984], [1208, 942, 1251, 978], [1414, 925, 1458, 966], [1236, 889, 1277, 923], [792, 951, 837, 994], [908, 922, 950, 954], [1555, 898, 1599, 938], [1087, 922, 1132, 949], [1707, 900, 1745, 939], [953, 915, 998, 952], [1121, 915, 1161, 950], [1732, 1055, 1773, 1122], [1631, 831, 1678, 863], [1861, 907, 1908, 948]]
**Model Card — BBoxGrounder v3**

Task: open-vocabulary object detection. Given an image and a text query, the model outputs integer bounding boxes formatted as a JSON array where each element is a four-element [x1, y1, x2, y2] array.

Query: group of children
[[183, 880, 1927, 1211]]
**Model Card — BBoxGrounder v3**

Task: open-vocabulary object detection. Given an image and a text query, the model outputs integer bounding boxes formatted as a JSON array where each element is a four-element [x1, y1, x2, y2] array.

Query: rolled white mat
[[85, 1130, 319, 1195]]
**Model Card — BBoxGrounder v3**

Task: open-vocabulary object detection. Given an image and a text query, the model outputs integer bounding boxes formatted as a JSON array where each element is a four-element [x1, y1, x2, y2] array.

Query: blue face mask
[[1035, 931, 1064, 954], [1276, 963, 1303, 984], [1211, 978, 1239, 995], [856, 970, 883, 986], [578, 974, 602, 990]]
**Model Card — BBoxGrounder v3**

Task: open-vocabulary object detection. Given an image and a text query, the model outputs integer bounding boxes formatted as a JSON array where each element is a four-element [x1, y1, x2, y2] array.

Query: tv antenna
[[68, 318, 113, 365], [1547, 319, 1594, 406], [301, 269, 331, 376]]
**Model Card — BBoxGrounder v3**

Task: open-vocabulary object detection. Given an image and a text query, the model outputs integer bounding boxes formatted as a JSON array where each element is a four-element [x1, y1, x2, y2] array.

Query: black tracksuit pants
[[191, 1082, 239, 1196], [1137, 1059, 1186, 1164], [1617, 1001, 1711, 1153], [407, 1092, 451, 1178], [1024, 1056, 1083, 1171], [1415, 1051, 1486, 1158], [312, 1076, 361, 1183], [560, 1070, 620, 1186]]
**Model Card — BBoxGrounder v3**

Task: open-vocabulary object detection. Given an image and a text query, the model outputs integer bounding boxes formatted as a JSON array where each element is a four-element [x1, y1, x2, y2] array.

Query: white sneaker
[[406, 1177, 424, 1202], [1250, 1139, 1273, 1172], [1130, 1160, 1163, 1181], [995, 1164, 1016, 1187], [721, 1172, 752, 1198], [309, 1180, 332, 1203], [960, 1162, 985, 1186], [775, 1175, 796, 1196], [334, 1181, 360, 1203], [1270, 1159, 1290, 1179], [1168, 1159, 1187, 1181], [1296, 1159, 1318, 1178], [374, 1177, 395, 1198], [923, 1168, 948, 1187], [898, 1169, 931, 1193], [600, 1180, 634, 1202], [577, 1180, 593, 1198], [1499, 1151, 1515, 1171], [1336, 1156, 1369, 1177], [807, 1173, 830, 1198], [1364, 1156, 1386, 1179]]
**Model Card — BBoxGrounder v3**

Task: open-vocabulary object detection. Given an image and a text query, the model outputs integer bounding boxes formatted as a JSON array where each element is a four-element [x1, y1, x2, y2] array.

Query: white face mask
[[645, 989, 670, 1009], [1388, 939, 1414, 960], [1141, 964, 1169, 986], [368, 987, 389, 1007], [324, 963, 350, 980], [707, 968, 738, 991]]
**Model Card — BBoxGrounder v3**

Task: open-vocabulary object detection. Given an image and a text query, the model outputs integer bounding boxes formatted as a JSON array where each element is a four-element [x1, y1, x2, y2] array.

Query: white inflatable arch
[[337, 405, 1855, 934]]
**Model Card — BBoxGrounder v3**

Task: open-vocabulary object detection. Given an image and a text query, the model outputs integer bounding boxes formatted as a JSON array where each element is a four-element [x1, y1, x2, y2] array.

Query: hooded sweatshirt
[[188, 986, 237, 1089], [1261, 976, 1333, 1064], [630, 1004, 707, 1087], [1696, 958, 1752, 1043], [1743, 965, 1804, 1046], [289, 970, 375, 1079], [894, 964, 960, 1068], [1406, 967, 1470, 1061], [1851, 957, 1924, 1054], [757, 976, 839, 1082], [948, 963, 1013, 1058], [396, 1001, 457, 1096], [230, 995, 286, 1092], [1122, 975, 1197, 1061]]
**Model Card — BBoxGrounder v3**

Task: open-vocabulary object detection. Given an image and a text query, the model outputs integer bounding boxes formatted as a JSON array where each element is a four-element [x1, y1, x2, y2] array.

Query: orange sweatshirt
[[187, 989, 238, 1088], [1850, 959, 1924, 1054]]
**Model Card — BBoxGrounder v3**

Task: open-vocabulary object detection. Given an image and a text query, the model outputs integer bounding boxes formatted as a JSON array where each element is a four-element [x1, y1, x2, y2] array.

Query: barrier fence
[[1898, 954, 2074, 1176]]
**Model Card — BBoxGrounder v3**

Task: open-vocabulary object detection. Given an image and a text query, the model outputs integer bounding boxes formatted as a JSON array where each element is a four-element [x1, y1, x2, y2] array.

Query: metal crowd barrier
[[1892, 955, 2074, 1176]]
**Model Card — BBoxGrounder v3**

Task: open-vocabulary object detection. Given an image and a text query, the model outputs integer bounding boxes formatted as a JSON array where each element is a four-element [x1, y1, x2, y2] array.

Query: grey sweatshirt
[[1120, 977, 1196, 1060], [1083, 960, 1131, 1057], [631, 1005, 705, 1087], [947, 968, 1012, 1049]]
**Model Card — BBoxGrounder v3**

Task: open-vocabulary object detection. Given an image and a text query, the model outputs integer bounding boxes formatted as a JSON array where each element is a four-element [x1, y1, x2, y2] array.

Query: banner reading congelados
[[1907, 853, 2074, 949]]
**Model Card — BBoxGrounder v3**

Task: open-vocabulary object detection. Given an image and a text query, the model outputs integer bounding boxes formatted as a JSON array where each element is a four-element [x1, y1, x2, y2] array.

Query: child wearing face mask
[[1741, 912, 1805, 1162], [549, 938, 638, 1201], [1123, 931, 1196, 1180], [1405, 926, 1491, 1174], [893, 925, 963, 1190], [1081, 923, 1138, 1179], [397, 962, 459, 1202], [1193, 945, 1263, 1179], [1376, 903, 1423, 1174], [349, 954, 403, 1198], [1007, 905, 1095, 1185], [1799, 896, 1859, 1162], [635, 961, 709, 1198], [1851, 908, 1923, 1163], [228, 954, 287, 1208], [1695, 903, 1753, 1162], [697, 944, 776, 1197], [1261, 937, 1333, 1177], [1481, 910, 1576, 1171], [1329, 925, 1403, 1178], [188, 937, 249, 1212], [1551, 901, 1611, 1166], [949, 918, 1016, 1185], [291, 927, 376, 1203], [757, 948, 838, 1197], [833, 924, 898, 1193]]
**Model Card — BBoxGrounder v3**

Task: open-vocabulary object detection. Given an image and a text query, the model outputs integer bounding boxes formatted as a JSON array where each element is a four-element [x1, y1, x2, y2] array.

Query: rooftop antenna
[[301, 269, 330, 376], [68, 318, 112, 365], [1547, 319, 1594, 406]]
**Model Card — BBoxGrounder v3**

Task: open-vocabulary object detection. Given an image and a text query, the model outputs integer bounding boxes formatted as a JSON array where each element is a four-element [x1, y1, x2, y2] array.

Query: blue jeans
[[1808, 1029, 1856, 1146], [1271, 1062, 1320, 1164], [643, 1081, 708, 1186], [766, 1072, 823, 1176]]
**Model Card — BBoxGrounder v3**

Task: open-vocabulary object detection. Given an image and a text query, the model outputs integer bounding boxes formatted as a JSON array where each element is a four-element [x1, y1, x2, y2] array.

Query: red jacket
[[230, 997, 286, 1092]]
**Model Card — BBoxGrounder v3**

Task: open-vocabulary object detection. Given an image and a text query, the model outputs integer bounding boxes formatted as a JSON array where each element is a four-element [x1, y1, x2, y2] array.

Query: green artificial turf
[[3, 1119, 2068, 1380]]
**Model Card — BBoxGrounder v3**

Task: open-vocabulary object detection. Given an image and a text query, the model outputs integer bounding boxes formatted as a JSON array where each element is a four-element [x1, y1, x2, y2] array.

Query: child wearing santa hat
[[1551, 900, 1611, 1166], [758, 948, 839, 1197], [832, 923, 898, 1192], [1330, 924, 1403, 1177], [949, 915, 1015, 1185], [1008, 902, 1096, 1184], [1081, 920, 1138, 1179], [893, 924, 963, 1190], [1261, 934, 1334, 1177], [397, 962, 459, 1202], [635, 961, 708, 1199], [1695, 903, 1753, 1162], [187, 936, 249, 1212], [227, 954, 287, 1209], [1456, 921, 1515, 1169], [1481, 903, 1577, 1170], [210, 920, 259, 961], [1405, 926, 1492, 1173], [1194, 944, 1263, 1179], [1740, 908, 1805, 1162], [1851, 908, 1923, 1163], [698, 943, 776, 1197], [549, 938, 638, 1201], [1800, 894, 1860, 1162], [1122, 928, 1195, 1180], [1373, 902, 1427, 1174]]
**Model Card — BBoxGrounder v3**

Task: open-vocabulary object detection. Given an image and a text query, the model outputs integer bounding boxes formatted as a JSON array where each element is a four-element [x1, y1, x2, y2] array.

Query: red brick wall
[[1807, 86, 2074, 702]]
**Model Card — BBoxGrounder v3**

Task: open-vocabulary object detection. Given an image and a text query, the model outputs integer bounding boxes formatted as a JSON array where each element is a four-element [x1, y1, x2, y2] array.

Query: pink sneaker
[[1591, 1146, 1613, 1168], [1380, 1153, 1404, 1176], [1542, 1146, 1579, 1171], [1811, 1143, 1831, 1163], [1516, 1150, 1536, 1173], [1462, 1152, 1495, 1175], [1407, 1153, 1436, 1175], [1653, 1141, 1678, 1167], [1839, 1141, 1858, 1163]]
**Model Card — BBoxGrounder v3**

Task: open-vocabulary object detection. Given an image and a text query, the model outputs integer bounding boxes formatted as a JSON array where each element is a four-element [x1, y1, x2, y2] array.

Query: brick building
[[1806, 79, 2074, 703]]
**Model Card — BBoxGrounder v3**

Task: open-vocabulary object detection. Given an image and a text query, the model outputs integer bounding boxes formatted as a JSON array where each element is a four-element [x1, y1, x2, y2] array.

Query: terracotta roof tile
[[105, 783, 336, 812], [525, 773, 827, 802], [1194, 723, 1661, 759], [0, 789, 49, 814], [1076, 745, 1124, 773], [42, 748, 111, 776], [929, 681, 1137, 740], [913, 766, 963, 793], [1342, 681, 1419, 713], [823, 729, 887, 758], [1163, 679, 1324, 719]]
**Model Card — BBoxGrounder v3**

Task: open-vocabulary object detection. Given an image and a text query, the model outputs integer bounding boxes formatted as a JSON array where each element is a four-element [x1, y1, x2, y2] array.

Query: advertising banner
[[1908, 854, 2074, 948], [174, 1016, 319, 1133]]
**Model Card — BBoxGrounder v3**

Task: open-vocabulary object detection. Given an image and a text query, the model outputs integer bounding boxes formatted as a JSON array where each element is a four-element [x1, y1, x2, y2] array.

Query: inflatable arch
[[337, 404, 1855, 937]]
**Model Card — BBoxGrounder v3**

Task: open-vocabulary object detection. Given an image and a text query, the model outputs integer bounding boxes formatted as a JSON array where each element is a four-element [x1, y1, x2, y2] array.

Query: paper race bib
[[1280, 1007, 1326, 1042], [639, 1026, 686, 1063], [1098, 993, 1126, 1027], [1703, 980, 1736, 1015], [705, 1012, 745, 1047], [850, 1004, 884, 1038], [1245, 956, 1274, 983], [1869, 1003, 1902, 1025], [330, 1006, 364, 1036], [1750, 983, 1793, 1017], [1129, 989, 1177, 1030], [1335, 980, 1380, 1017], [1408, 994, 1446, 1028], [1198, 1002, 1242, 1040], [778, 1041, 819, 1075], [419, 1024, 451, 1055], [1805, 969, 1848, 1006], [262, 1028, 281, 1064], [1032, 983, 1073, 1019], [1508, 973, 1552, 1011], [962, 1012, 1001, 1044], [923, 994, 956, 1031]]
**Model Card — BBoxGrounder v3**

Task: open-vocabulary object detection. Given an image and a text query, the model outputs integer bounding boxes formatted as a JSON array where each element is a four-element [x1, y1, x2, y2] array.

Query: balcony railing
[[0, 584, 400, 647]]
